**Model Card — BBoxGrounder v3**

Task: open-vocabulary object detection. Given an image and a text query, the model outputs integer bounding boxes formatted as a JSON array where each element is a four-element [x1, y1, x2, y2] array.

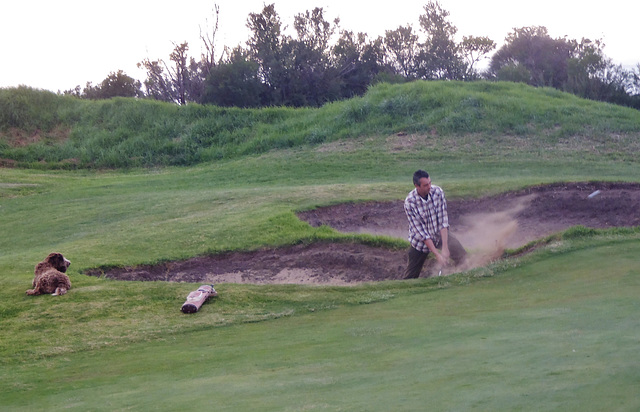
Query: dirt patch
[[87, 182, 640, 285], [86, 243, 408, 286], [1, 126, 70, 148]]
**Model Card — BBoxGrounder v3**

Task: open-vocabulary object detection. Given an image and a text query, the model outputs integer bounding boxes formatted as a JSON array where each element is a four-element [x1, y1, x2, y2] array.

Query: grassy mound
[[2, 81, 640, 168]]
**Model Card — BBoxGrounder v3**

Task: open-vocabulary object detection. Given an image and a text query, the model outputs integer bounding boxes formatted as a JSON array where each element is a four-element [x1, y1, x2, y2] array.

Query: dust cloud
[[451, 194, 536, 272]]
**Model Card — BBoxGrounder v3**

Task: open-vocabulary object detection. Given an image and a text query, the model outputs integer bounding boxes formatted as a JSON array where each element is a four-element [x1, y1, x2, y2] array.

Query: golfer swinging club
[[404, 170, 467, 278]]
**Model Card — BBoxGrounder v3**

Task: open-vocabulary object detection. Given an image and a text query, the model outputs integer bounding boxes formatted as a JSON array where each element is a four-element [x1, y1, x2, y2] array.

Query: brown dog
[[26, 253, 71, 296]]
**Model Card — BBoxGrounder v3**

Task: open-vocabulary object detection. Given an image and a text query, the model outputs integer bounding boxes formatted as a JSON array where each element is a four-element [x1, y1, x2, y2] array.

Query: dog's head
[[45, 252, 71, 273]]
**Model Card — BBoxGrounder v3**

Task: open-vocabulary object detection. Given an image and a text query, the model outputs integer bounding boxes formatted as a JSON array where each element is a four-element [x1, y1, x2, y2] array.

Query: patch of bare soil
[[2, 126, 70, 148], [87, 182, 640, 285]]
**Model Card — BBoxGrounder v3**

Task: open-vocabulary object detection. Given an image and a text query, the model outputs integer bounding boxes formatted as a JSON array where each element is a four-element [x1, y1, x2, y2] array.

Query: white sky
[[1, 0, 637, 92]]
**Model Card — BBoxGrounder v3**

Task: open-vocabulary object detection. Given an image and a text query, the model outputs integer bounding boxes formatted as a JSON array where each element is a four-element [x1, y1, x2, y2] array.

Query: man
[[404, 170, 466, 278]]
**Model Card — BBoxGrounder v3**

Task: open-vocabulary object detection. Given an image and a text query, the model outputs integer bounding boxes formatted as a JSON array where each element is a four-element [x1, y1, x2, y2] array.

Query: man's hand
[[441, 245, 451, 262], [425, 238, 449, 267], [433, 251, 448, 267]]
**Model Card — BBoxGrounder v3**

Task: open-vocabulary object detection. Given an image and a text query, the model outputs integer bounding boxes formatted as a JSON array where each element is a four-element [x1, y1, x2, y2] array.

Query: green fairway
[[2, 239, 638, 411], [1, 81, 639, 411]]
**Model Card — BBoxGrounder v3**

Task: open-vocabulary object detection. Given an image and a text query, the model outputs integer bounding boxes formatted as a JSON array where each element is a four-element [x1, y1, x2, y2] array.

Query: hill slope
[[2, 81, 639, 168]]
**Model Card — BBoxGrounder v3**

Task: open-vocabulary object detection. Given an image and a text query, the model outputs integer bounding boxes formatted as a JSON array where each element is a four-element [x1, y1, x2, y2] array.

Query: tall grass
[[2, 81, 640, 168], [0, 86, 66, 131]]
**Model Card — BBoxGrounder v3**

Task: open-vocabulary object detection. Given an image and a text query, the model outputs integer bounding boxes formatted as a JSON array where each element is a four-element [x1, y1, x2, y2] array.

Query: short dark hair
[[413, 170, 430, 186]]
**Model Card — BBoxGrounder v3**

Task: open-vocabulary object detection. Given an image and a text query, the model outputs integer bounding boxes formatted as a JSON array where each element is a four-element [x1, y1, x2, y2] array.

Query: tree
[[245, 4, 345, 107], [565, 38, 609, 98], [488, 26, 573, 88], [333, 30, 386, 97], [564, 37, 639, 107], [246, 3, 286, 105], [138, 42, 202, 105], [459, 35, 496, 79], [417, 1, 464, 80], [199, 4, 223, 75], [201, 48, 265, 107], [293, 7, 335, 56], [137, 57, 173, 102], [586, 62, 634, 106], [381, 2, 493, 82], [288, 7, 341, 106], [64, 70, 142, 99], [630, 64, 640, 96], [193, 3, 226, 102], [488, 27, 639, 107], [138, 5, 223, 104], [384, 25, 420, 78], [168, 42, 191, 105]]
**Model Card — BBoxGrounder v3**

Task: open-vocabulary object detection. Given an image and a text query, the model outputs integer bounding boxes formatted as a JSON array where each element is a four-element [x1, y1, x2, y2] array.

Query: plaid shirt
[[404, 185, 449, 252]]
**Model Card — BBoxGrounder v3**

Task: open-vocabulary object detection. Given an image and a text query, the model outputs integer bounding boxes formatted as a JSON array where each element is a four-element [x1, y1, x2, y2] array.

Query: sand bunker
[[87, 182, 640, 285]]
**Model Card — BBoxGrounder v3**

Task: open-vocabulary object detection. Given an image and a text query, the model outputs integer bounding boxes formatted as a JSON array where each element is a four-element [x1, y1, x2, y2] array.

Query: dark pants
[[404, 234, 467, 279]]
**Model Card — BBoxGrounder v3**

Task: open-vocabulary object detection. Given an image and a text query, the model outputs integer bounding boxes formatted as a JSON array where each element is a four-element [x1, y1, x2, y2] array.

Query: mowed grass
[[1, 81, 640, 410], [2, 238, 639, 411], [1, 152, 639, 410]]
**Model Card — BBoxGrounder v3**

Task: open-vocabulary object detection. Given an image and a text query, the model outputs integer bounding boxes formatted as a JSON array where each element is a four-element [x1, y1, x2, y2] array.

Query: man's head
[[412, 170, 430, 186], [413, 169, 431, 198]]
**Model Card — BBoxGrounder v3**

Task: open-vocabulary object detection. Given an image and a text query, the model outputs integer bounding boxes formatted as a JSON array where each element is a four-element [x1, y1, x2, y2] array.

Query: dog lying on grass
[[26, 253, 71, 296]]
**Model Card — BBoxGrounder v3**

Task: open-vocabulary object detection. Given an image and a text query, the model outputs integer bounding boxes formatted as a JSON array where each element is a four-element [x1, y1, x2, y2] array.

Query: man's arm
[[434, 187, 451, 263], [439, 227, 450, 261], [424, 237, 447, 266]]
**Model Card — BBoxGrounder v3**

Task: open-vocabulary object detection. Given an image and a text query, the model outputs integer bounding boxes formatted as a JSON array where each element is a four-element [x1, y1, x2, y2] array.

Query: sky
[[1, 0, 638, 92]]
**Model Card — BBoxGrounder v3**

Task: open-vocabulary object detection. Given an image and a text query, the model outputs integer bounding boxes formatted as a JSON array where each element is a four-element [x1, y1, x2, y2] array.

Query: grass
[[1, 237, 639, 411], [1, 81, 639, 410], [2, 81, 640, 168]]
